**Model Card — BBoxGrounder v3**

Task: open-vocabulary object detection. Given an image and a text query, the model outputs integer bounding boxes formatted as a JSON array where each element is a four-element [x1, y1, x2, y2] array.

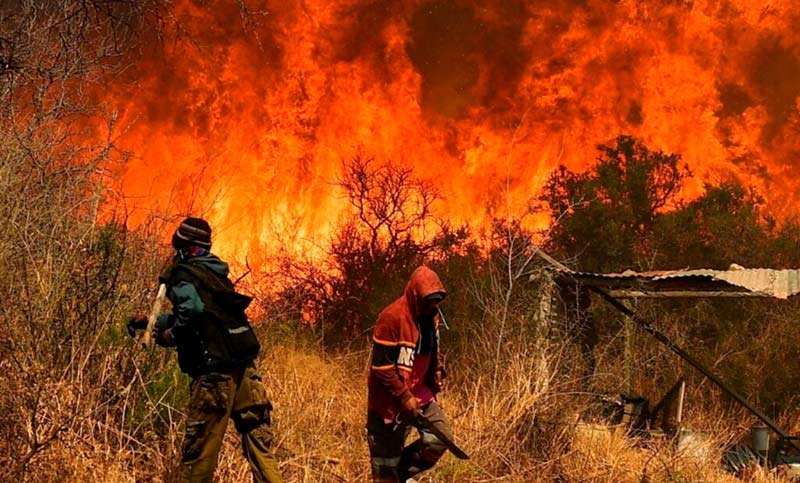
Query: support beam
[[609, 290, 771, 299]]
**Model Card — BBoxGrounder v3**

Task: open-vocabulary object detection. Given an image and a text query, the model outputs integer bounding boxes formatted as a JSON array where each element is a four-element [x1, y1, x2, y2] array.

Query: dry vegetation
[[2, 2, 800, 483], [10, 339, 797, 483]]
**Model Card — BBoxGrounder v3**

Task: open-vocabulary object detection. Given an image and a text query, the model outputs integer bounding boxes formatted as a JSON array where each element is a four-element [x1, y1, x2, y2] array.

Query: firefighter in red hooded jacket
[[367, 266, 453, 483]]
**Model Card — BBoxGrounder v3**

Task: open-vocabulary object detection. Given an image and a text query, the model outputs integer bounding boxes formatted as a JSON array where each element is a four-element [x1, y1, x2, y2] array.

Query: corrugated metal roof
[[555, 267, 800, 299]]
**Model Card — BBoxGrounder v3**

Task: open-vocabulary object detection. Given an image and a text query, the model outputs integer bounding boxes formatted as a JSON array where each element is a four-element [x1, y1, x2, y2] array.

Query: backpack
[[164, 262, 261, 374]]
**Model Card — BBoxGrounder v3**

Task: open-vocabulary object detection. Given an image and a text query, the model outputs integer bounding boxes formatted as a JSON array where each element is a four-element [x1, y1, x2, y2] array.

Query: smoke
[[747, 35, 800, 145], [405, 0, 529, 119]]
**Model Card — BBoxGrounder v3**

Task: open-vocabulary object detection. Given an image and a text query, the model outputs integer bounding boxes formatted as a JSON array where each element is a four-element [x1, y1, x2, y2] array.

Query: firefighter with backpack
[[128, 217, 284, 483]]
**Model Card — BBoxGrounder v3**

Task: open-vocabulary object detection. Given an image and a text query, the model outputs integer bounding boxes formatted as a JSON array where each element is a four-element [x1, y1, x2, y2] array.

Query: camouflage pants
[[366, 401, 453, 483], [179, 365, 283, 483]]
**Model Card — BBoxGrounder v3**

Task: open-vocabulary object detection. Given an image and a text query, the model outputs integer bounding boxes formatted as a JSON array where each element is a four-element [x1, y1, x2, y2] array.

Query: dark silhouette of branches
[[0, 1, 166, 479], [269, 155, 468, 349], [335, 156, 443, 263]]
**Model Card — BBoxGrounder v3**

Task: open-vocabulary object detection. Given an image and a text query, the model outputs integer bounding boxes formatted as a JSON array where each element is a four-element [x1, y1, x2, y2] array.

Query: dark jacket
[[368, 266, 445, 421], [156, 254, 260, 377]]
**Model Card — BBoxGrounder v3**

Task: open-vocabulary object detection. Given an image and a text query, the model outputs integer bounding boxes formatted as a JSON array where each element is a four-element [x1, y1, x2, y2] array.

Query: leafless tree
[[0, 1, 170, 480], [267, 155, 468, 349], [335, 156, 443, 261]]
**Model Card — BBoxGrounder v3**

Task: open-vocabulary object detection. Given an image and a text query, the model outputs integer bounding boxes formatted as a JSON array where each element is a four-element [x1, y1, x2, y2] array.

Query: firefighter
[[128, 217, 283, 483], [366, 265, 453, 483]]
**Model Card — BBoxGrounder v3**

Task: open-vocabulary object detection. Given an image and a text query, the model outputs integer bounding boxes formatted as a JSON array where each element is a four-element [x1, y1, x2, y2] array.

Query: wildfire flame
[[112, 0, 800, 263]]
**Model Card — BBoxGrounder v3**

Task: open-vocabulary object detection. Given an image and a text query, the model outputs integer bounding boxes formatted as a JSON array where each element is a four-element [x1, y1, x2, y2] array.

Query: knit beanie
[[171, 217, 212, 250]]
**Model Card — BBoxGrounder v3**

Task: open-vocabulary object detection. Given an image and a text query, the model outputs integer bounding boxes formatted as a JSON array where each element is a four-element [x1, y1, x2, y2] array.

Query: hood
[[186, 253, 230, 278], [404, 265, 446, 321]]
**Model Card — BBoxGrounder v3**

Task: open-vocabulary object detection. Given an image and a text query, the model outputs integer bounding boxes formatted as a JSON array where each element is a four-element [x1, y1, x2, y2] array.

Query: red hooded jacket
[[367, 266, 446, 420]]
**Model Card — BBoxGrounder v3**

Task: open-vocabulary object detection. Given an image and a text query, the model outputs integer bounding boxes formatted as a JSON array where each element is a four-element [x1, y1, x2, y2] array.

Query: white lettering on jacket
[[398, 346, 415, 368]]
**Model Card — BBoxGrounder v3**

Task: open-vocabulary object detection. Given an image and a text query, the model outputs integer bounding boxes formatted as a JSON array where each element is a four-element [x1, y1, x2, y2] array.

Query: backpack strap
[[163, 262, 248, 299]]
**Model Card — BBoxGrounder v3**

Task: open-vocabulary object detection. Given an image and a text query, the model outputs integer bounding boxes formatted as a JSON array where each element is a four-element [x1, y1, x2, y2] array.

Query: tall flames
[[111, 0, 800, 263]]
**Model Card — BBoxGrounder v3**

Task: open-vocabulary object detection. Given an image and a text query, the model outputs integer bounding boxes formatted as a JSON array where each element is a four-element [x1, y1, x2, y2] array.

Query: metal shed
[[532, 248, 800, 458]]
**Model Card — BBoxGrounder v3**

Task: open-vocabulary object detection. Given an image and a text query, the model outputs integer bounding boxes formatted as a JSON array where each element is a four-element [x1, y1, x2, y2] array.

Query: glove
[[398, 392, 420, 422], [126, 315, 148, 338], [154, 326, 175, 347]]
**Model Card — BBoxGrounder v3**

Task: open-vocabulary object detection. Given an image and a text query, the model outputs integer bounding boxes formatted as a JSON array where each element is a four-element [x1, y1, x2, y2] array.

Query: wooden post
[[534, 271, 555, 332], [623, 300, 635, 395], [533, 271, 555, 394], [676, 380, 685, 427]]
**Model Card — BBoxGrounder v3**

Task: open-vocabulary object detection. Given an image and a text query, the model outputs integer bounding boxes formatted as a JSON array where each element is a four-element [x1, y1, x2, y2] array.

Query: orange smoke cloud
[[110, 0, 800, 263]]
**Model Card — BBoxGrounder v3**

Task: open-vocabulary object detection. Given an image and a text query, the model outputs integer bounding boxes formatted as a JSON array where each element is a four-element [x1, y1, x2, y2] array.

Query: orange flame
[[111, 1, 800, 263]]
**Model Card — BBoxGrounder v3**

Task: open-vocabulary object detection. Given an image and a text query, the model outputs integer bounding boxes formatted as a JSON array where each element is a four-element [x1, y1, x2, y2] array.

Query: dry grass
[[17, 340, 790, 483]]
